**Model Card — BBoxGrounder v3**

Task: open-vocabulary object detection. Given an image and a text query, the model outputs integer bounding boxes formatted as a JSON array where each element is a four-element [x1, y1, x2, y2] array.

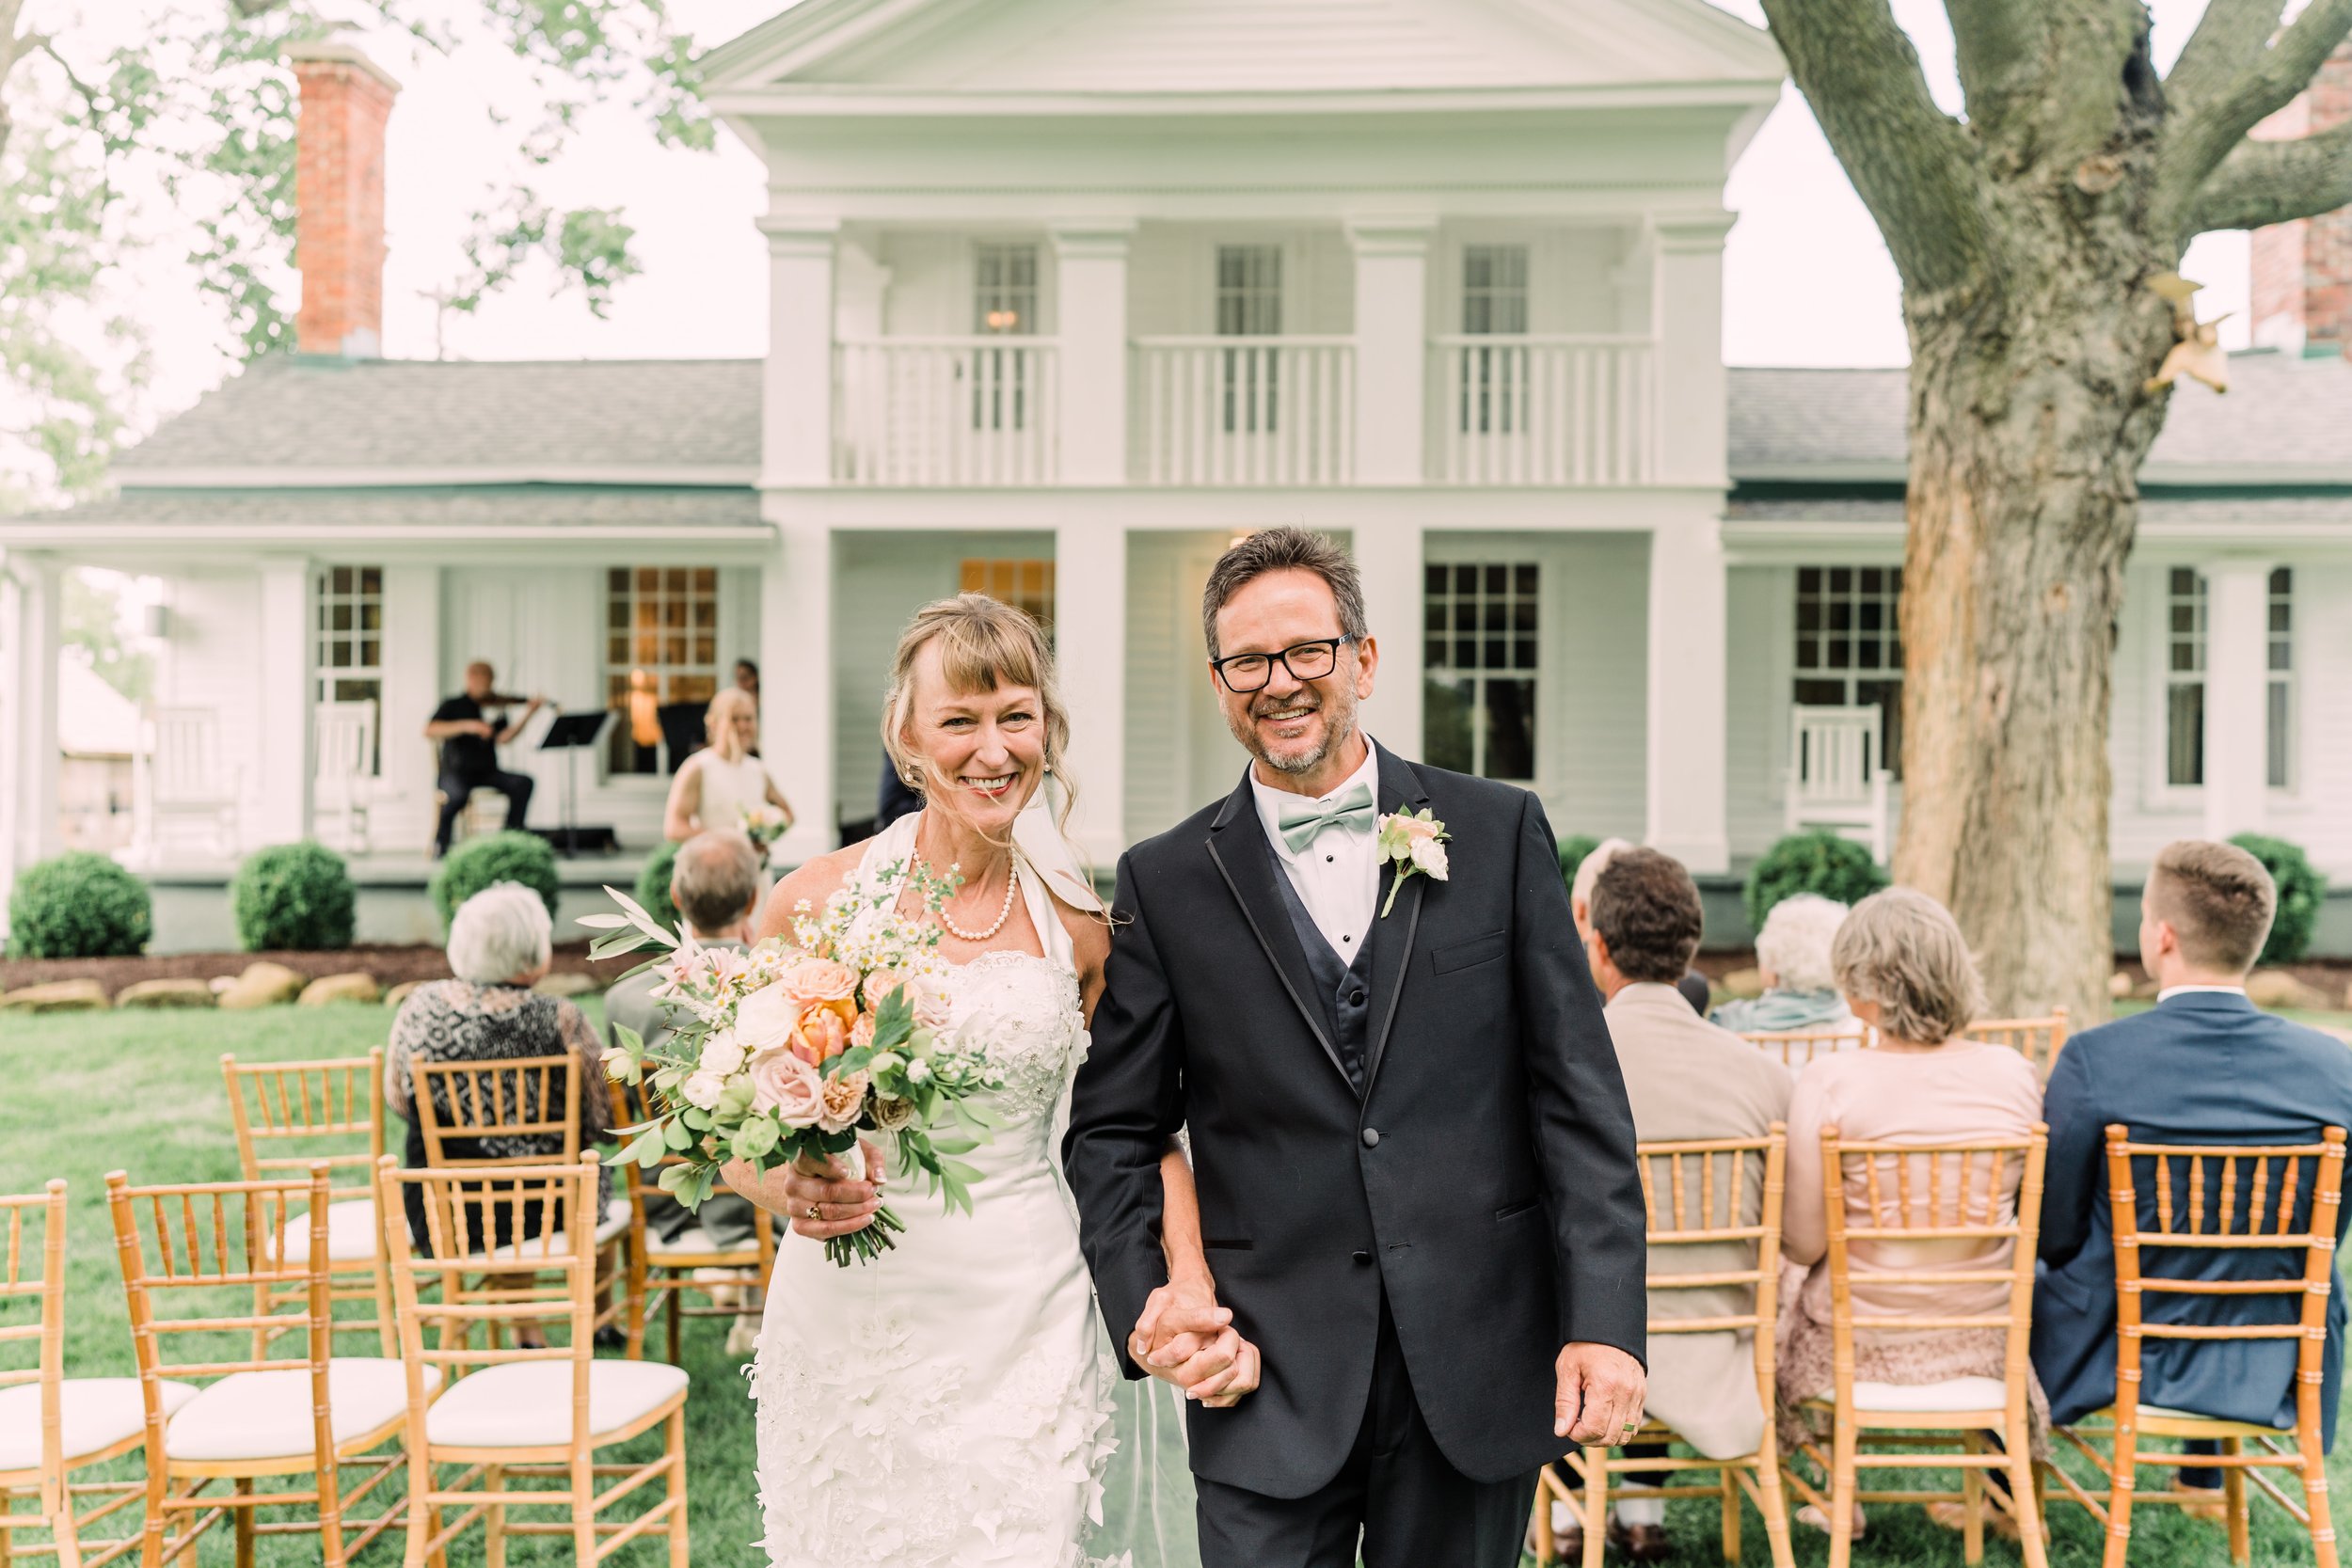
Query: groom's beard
[[1239, 689, 1359, 777]]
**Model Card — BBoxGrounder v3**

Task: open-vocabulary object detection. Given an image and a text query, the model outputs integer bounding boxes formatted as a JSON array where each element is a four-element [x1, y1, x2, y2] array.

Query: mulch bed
[[1, 940, 615, 994]]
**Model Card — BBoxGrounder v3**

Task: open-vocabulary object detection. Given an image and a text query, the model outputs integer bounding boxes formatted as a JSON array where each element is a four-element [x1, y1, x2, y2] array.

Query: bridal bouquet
[[585, 863, 1001, 1266], [739, 803, 788, 852]]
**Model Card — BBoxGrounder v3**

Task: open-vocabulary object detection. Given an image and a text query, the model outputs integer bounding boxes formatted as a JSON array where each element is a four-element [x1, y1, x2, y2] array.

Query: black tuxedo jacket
[[1063, 747, 1645, 1496]]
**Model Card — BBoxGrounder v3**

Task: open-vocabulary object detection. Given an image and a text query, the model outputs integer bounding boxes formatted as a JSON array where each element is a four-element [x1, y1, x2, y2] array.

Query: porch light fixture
[[984, 309, 1021, 333]]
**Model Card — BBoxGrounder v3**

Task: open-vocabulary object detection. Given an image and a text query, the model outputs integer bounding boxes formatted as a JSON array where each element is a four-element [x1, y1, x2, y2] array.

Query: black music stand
[[537, 710, 612, 856]]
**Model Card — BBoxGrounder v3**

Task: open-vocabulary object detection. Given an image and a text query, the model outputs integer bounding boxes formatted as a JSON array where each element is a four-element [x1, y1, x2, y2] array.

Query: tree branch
[[1761, 0, 1992, 295], [2164, 0, 2287, 114], [2160, 0, 2352, 208], [2187, 119, 2352, 232]]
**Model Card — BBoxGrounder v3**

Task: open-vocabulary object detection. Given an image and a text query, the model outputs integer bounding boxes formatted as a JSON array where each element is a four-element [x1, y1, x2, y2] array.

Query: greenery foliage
[[230, 841, 356, 952], [1744, 831, 1889, 934], [2230, 833, 2328, 969], [430, 832, 561, 934], [5, 851, 151, 958], [1557, 834, 1602, 889], [634, 838, 681, 938]]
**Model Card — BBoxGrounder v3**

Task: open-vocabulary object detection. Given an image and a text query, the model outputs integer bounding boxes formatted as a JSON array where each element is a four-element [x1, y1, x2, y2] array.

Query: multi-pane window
[[605, 567, 721, 776], [1458, 244, 1531, 436], [1423, 562, 1538, 782], [1216, 245, 1282, 434], [2268, 567, 2295, 790], [313, 565, 383, 774], [2168, 566, 2297, 789], [972, 243, 1038, 433], [1792, 565, 1904, 777], [961, 559, 1056, 632]]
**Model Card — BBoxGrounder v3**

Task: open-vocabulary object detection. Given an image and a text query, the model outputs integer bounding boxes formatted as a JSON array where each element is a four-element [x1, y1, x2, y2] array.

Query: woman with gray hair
[[1772, 887, 2045, 1539], [1709, 892, 1862, 1039], [386, 881, 610, 1261]]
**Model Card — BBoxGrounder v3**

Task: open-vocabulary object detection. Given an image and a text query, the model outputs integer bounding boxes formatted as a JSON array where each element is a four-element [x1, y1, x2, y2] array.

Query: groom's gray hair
[[1200, 527, 1368, 659]]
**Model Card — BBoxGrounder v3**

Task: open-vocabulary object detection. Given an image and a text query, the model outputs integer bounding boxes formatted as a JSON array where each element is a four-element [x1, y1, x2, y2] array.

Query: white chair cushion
[[456, 1200, 630, 1268], [0, 1378, 199, 1469], [166, 1359, 440, 1463], [1852, 1376, 2011, 1414], [280, 1198, 380, 1264], [424, 1359, 688, 1449]]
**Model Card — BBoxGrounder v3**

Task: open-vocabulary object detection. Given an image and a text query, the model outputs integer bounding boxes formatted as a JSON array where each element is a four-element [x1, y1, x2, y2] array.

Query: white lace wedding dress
[[751, 812, 1123, 1568]]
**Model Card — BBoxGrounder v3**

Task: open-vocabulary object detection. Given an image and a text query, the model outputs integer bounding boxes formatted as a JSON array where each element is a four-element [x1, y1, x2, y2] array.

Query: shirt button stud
[[1352, 1250, 1372, 1266], [1349, 990, 1366, 1006], [1361, 1127, 1380, 1148]]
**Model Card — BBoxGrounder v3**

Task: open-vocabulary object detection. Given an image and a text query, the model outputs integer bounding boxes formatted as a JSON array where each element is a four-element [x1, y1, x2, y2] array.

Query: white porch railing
[[834, 338, 1060, 485], [1429, 335, 1657, 486], [1133, 337, 1355, 486]]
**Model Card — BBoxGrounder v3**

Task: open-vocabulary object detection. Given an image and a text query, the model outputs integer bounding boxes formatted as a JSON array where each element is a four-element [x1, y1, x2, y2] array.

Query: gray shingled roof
[[56, 485, 764, 531], [1728, 493, 2352, 527], [114, 357, 763, 475], [1726, 352, 2352, 477]]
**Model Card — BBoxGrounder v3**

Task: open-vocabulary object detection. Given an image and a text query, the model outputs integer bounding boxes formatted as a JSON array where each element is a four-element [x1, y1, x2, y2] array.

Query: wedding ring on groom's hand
[[805, 1203, 822, 1222]]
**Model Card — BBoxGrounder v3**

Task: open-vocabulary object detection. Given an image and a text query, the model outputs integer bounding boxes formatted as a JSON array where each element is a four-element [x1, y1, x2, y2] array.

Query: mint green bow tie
[[1277, 784, 1376, 854]]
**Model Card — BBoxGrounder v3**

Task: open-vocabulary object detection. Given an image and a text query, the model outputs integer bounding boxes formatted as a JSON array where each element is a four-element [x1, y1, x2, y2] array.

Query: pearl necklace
[[926, 858, 1021, 942]]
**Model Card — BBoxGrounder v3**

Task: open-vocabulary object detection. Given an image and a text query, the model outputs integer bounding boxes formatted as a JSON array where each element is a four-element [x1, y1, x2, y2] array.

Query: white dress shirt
[[1251, 736, 1383, 961], [2157, 983, 2247, 1002]]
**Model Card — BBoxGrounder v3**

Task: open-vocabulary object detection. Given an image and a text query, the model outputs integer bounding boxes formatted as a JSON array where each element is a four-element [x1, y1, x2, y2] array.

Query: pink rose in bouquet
[[750, 1049, 824, 1128]]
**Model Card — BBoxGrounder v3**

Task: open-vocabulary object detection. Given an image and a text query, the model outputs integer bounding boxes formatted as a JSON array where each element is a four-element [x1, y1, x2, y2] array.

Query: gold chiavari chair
[[605, 1080, 774, 1363], [222, 1052, 395, 1355], [1540, 1130, 1796, 1568], [1969, 1009, 2071, 1079], [2041, 1125, 2344, 1568], [376, 1155, 690, 1567], [1786, 1125, 2052, 1568], [1741, 1027, 1873, 1076], [105, 1164, 421, 1568], [1, 1181, 178, 1568]]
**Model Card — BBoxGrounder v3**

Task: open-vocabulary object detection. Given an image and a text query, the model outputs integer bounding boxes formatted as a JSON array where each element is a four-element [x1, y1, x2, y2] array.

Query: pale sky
[[54, 0, 2256, 436]]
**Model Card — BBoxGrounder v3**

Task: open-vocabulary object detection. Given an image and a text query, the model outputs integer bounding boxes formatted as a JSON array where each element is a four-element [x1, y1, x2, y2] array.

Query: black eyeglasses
[[1209, 636, 1356, 693]]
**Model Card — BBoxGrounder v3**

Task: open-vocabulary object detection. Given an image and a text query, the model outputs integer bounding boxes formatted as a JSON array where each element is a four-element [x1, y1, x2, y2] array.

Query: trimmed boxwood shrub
[[429, 831, 561, 934], [230, 841, 357, 952], [1557, 834, 1603, 890], [1744, 830, 1889, 934], [2231, 832, 2327, 968], [634, 838, 682, 938], [6, 851, 151, 958]]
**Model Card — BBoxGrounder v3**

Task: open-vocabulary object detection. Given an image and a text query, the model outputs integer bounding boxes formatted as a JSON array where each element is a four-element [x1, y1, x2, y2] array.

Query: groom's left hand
[[1554, 1342, 1646, 1444]]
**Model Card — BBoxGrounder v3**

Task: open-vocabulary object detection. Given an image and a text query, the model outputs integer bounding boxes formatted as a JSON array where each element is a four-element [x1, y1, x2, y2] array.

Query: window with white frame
[[2267, 567, 2294, 790], [605, 567, 721, 777], [1457, 245, 1531, 436], [972, 243, 1038, 434], [2162, 567, 2295, 791], [961, 558, 1056, 633], [1423, 562, 1538, 782], [313, 564, 383, 774], [1216, 245, 1282, 434], [1792, 565, 1904, 777]]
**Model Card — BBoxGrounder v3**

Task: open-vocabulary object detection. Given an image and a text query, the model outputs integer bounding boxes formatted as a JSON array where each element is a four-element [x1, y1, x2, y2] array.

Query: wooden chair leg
[[2303, 1422, 2341, 1568], [1530, 1469, 1555, 1565], [425, 1496, 449, 1568], [1827, 1419, 1859, 1568], [1962, 1433, 1985, 1565], [665, 1407, 691, 1568], [2009, 1442, 2050, 1568], [484, 1464, 505, 1568], [2104, 1418, 2139, 1568], [625, 1265, 647, 1361], [1582, 1449, 1610, 1568], [138, 1460, 167, 1568], [1723, 1460, 1741, 1563], [231, 1478, 254, 1568], [2221, 1436, 2249, 1566], [570, 1453, 596, 1565], [402, 1452, 432, 1568], [1755, 1443, 1797, 1568]]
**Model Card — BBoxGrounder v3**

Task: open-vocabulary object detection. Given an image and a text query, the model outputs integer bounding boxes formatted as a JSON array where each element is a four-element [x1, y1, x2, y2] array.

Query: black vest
[[1266, 847, 1379, 1096]]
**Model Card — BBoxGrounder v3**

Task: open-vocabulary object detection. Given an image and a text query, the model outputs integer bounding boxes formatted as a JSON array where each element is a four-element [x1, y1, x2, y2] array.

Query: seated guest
[[877, 751, 922, 832], [662, 688, 794, 850], [1576, 847, 1792, 1563], [426, 661, 544, 856], [1711, 893, 1867, 1061], [1572, 836, 1711, 1017], [386, 882, 610, 1255], [1779, 887, 2045, 1536], [2034, 839, 2352, 1498]]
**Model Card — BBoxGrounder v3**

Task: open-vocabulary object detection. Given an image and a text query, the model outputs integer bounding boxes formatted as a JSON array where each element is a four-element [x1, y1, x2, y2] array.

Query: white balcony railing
[[1133, 336, 1355, 487], [834, 337, 1059, 485], [1430, 335, 1656, 486]]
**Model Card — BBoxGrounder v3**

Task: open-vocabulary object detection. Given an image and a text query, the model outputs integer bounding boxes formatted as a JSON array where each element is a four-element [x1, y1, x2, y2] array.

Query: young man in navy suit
[[2033, 838, 2352, 1499]]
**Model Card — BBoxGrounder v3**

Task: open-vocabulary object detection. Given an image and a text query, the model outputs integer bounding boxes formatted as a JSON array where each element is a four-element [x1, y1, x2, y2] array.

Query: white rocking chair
[[151, 705, 241, 857], [1785, 704, 1890, 863], [314, 700, 376, 855]]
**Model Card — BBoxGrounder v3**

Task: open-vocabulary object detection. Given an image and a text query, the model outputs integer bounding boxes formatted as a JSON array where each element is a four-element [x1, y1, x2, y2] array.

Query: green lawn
[[0, 1003, 2339, 1564]]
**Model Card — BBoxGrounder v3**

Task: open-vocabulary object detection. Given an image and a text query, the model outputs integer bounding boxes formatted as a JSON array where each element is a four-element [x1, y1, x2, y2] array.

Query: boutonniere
[[1375, 809, 1450, 917]]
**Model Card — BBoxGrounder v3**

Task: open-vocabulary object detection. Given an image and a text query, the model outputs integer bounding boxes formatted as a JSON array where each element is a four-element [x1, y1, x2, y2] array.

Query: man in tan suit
[[1577, 847, 1792, 1561]]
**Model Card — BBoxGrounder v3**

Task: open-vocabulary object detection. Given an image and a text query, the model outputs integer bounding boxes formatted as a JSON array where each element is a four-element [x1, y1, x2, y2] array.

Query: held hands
[[1554, 1341, 1646, 1444], [1130, 1277, 1261, 1408], [772, 1140, 887, 1241]]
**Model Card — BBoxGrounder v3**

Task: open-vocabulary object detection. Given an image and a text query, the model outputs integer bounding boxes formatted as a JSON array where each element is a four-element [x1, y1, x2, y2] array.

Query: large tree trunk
[[1894, 262, 2178, 1022]]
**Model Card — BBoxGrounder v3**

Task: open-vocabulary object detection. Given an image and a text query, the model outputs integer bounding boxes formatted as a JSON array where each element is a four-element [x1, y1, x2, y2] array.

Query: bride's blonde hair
[[882, 594, 1079, 848]]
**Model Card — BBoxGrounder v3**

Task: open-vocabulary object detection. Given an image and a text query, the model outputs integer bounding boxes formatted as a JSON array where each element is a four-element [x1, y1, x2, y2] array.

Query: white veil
[[1017, 797, 1203, 1568]]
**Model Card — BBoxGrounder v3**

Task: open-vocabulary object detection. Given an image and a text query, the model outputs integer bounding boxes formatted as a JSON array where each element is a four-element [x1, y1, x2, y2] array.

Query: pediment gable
[[705, 0, 1780, 99]]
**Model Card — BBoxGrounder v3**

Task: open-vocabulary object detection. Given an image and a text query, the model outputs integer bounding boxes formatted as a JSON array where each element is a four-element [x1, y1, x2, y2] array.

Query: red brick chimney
[[288, 40, 400, 358], [2249, 42, 2352, 357]]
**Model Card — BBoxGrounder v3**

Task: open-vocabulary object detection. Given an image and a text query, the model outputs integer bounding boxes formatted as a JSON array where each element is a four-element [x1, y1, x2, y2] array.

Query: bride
[[726, 593, 1252, 1568]]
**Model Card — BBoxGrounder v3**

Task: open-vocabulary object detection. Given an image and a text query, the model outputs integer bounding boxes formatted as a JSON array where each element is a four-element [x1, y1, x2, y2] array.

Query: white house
[[3, 0, 2349, 953]]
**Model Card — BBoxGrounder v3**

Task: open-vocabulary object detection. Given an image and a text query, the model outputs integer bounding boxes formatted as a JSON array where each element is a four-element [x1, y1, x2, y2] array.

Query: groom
[[1063, 528, 1648, 1567]]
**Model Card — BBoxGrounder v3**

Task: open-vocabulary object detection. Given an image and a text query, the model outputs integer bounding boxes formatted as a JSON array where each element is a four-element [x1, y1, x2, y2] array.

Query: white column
[[1354, 516, 1425, 763], [761, 522, 834, 864], [2202, 559, 2272, 841], [1648, 214, 1736, 488], [759, 216, 840, 487], [1645, 516, 1731, 873], [1054, 519, 1127, 864], [1, 553, 61, 888], [377, 565, 442, 843], [1345, 216, 1438, 485], [1050, 221, 1135, 485], [255, 558, 314, 847]]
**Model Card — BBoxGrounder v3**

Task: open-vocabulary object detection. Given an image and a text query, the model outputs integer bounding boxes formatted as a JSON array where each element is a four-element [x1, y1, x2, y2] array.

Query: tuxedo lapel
[[1361, 747, 1433, 1099], [1203, 768, 1356, 1092]]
